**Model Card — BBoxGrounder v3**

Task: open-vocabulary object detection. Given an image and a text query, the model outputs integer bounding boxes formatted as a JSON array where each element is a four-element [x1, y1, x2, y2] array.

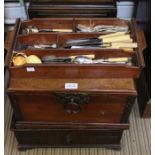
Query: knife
[[69, 42, 137, 49], [64, 34, 132, 47], [24, 26, 72, 34]]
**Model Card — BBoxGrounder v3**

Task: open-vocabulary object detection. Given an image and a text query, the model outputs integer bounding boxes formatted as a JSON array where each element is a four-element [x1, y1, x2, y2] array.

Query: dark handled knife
[[64, 38, 103, 47]]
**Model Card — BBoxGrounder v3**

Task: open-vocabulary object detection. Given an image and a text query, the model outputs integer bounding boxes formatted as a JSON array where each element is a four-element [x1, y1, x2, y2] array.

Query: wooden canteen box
[[6, 18, 146, 150]]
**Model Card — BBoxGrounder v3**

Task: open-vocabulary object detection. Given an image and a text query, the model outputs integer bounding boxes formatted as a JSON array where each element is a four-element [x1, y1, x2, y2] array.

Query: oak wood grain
[[8, 78, 137, 95]]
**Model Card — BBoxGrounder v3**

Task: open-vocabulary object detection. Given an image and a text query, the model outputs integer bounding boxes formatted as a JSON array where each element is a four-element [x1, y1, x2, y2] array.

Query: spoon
[[72, 56, 132, 65]]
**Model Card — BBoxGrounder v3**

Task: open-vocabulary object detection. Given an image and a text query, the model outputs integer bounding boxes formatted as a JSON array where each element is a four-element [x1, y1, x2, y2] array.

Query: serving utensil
[[23, 26, 72, 34], [17, 44, 57, 50], [41, 55, 132, 65], [76, 24, 129, 33], [72, 56, 132, 65], [41, 54, 95, 63]]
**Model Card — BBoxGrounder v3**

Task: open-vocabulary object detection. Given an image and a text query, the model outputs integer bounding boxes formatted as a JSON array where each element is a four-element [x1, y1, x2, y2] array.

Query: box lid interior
[[30, 0, 116, 5]]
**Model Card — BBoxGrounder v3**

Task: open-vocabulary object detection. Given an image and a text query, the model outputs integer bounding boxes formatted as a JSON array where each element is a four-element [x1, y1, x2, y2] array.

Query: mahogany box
[[6, 18, 146, 150]]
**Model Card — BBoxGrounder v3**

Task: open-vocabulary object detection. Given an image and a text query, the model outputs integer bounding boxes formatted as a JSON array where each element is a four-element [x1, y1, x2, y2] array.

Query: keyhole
[[66, 134, 72, 144], [100, 111, 105, 115]]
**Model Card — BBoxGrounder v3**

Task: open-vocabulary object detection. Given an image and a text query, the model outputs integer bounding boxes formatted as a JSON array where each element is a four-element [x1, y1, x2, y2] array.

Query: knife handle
[[111, 42, 138, 48], [52, 29, 73, 32], [70, 54, 95, 59], [106, 57, 129, 62], [100, 35, 131, 43], [98, 32, 127, 39]]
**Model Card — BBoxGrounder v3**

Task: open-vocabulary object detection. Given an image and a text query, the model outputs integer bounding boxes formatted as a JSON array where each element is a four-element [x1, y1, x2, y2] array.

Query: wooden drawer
[[11, 117, 128, 149], [14, 129, 123, 149], [9, 92, 135, 123]]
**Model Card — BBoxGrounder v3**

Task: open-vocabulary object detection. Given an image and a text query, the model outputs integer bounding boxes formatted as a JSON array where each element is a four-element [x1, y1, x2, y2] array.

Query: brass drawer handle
[[64, 98, 81, 114], [54, 93, 90, 114]]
